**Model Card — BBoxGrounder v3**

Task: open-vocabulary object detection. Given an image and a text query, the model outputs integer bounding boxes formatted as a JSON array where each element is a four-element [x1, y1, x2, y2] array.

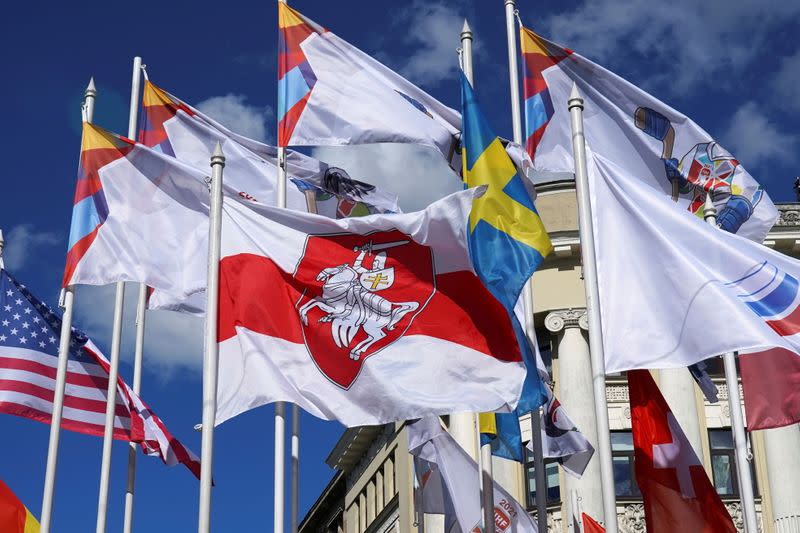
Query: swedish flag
[[462, 73, 553, 460], [461, 73, 552, 310]]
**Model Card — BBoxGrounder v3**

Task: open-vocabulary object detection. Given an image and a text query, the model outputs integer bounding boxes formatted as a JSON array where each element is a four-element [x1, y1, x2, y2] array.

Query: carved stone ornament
[[545, 308, 589, 333], [619, 503, 646, 533], [774, 204, 800, 227]]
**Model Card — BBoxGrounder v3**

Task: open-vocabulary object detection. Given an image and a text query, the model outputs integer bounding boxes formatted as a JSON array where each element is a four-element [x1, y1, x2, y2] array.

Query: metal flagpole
[[567, 83, 619, 532], [702, 196, 758, 533], [502, 2, 548, 529], [290, 404, 299, 533], [122, 56, 144, 533], [458, 18, 494, 532], [40, 77, 96, 533], [198, 142, 225, 533], [275, 5, 289, 531], [95, 56, 143, 532]]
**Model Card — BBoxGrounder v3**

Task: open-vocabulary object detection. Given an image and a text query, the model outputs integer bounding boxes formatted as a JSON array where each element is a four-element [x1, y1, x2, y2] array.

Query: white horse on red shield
[[298, 241, 419, 360]]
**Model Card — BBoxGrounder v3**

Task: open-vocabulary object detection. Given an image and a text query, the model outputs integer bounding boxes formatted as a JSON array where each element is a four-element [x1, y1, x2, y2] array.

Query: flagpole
[[198, 142, 225, 533], [503, 2, 549, 530], [459, 18, 493, 532], [95, 287, 126, 533], [702, 197, 759, 533], [122, 55, 144, 533], [567, 83, 619, 533], [40, 77, 96, 533], [290, 403, 299, 533], [95, 57, 144, 533]]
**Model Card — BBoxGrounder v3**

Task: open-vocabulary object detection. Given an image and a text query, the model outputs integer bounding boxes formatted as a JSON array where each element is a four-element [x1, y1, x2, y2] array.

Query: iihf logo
[[726, 261, 800, 337]]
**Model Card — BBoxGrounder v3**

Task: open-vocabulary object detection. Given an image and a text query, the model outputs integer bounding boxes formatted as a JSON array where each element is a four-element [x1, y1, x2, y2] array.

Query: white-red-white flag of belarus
[[216, 188, 528, 427], [629, 370, 736, 533]]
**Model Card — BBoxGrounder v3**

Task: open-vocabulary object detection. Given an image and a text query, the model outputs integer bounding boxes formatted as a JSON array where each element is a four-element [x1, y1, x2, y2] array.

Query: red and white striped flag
[[0, 268, 200, 478]]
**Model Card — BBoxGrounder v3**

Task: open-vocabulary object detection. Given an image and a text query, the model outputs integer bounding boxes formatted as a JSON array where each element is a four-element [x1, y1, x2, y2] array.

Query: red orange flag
[[0, 480, 39, 533]]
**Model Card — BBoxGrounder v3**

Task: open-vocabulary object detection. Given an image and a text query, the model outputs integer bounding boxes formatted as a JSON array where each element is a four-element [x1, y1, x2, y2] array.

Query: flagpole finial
[[568, 82, 583, 110], [504, 0, 516, 6], [461, 19, 472, 39], [85, 77, 97, 97], [211, 141, 225, 166]]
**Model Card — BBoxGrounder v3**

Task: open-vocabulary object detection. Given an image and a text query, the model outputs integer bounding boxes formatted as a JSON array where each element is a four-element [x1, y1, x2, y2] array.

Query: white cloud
[[395, 1, 470, 87], [722, 101, 797, 168], [2, 224, 61, 270], [312, 144, 462, 213], [772, 49, 800, 113], [73, 284, 203, 381], [542, 0, 800, 94], [196, 94, 273, 143]]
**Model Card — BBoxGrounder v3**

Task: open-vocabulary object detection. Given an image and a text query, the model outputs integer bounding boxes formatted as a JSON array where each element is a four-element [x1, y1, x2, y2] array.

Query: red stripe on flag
[[0, 401, 131, 440], [0, 356, 109, 389], [766, 305, 800, 337], [740, 348, 800, 430], [278, 92, 312, 147], [527, 121, 550, 161], [218, 253, 521, 361], [0, 379, 127, 415], [74, 146, 133, 204], [62, 225, 100, 287]]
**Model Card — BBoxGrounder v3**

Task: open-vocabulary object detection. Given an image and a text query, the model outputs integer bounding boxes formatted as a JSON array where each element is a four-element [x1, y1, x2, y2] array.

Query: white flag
[[278, 3, 460, 160], [590, 150, 800, 372], [409, 417, 538, 533], [519, 27, 777, 243]]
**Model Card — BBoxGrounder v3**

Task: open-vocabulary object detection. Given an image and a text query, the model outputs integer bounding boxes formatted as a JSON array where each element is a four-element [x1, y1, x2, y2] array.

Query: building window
[[611, 431, 641, 499], [709, 429, 758, 498], [537, 329, 554, 378], [524, 448, 560, 508]]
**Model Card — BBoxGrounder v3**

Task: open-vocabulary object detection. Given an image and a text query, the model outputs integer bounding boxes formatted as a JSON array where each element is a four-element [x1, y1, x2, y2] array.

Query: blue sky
[[0, 0, 798, 530]]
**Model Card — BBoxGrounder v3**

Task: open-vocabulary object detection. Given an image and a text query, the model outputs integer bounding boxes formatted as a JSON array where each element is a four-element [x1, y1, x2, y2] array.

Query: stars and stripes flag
[[0, 268, 201, 478]]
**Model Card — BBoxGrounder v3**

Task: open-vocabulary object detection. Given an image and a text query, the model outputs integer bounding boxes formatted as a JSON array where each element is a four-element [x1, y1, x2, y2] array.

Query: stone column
[[545, 308, 604, 523], [764, 424, 800, 531], [657, 368, 705, 463]]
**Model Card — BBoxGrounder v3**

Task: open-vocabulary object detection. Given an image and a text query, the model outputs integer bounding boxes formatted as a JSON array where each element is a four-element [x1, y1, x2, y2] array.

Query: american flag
[[0, 268, 201, 478]]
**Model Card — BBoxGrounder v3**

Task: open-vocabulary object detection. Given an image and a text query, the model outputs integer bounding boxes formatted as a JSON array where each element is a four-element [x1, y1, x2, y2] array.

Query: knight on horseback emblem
[[298, 239, 420, 361]]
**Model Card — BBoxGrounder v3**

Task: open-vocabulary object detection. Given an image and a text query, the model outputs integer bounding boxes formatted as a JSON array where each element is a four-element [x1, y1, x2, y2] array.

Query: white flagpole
[[290, 404, 299, 533], [121, 56, 144, 533], [502, 2, 549, 529], [40, 77, 96, 533], [702, 196, 758, 533], [276, 4, 289, 532], [458, 18, 494, 532], [198, 142, 225, 533], [567, 83, 619, 533], [0, 230, 4, 269], [95, 56, 143, 533]]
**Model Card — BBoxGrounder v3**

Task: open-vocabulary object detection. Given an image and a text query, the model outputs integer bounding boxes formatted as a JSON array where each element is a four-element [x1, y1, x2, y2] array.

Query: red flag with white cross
[[628, 370, 736, 533]]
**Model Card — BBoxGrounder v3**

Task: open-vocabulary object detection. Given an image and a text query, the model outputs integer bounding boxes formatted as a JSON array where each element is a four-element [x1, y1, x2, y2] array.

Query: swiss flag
[[628, 370, 736, 533]]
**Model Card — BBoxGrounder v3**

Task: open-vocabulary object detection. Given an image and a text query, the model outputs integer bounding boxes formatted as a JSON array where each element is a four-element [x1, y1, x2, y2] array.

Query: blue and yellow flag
[[461, 73, 552, 458], [461, 73, 552, 309]]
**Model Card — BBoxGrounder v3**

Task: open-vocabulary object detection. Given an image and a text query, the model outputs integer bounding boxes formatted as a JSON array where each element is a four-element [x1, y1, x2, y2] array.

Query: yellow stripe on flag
[[466, 138, 553, 255], [279, 2, 307, 29], [478, 412, 498, 437], [81, 123, 132, 153]]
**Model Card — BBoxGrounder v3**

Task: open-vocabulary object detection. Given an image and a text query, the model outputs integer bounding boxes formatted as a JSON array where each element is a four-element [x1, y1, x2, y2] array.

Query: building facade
[[300, 181, 800, 533]]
